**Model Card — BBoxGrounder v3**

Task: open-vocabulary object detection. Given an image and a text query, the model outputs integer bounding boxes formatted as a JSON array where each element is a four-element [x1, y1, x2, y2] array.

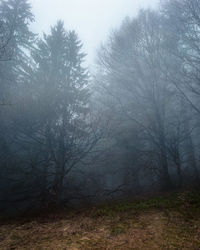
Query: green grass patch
[[110, 223, 127, 236], [94, 192, 184, 217]]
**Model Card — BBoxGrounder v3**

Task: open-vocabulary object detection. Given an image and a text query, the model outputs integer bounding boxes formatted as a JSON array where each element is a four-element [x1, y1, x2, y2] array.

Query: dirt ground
[[0, 192, 200, 249]]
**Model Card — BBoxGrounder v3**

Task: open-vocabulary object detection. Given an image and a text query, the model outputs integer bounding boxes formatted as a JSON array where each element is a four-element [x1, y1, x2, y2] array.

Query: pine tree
[[0, 0, 35, 101], [0, 0, 35, 209], [31, 21, 91, 204]]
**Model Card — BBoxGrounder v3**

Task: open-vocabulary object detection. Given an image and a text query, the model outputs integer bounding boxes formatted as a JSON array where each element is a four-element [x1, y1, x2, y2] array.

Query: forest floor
[[0, 191, 200, 249]]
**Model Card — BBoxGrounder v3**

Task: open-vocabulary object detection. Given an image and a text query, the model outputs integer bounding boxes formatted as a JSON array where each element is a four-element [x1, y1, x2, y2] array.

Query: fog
[[1, 0, 200, 216], [30, 0, 158, 65]]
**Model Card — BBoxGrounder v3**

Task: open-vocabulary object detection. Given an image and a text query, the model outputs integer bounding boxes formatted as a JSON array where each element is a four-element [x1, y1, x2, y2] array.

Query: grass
[[0, 191, 200, 249]]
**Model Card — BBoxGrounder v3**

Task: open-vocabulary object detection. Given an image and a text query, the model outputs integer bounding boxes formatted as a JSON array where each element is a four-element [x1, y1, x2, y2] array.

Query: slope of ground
[[0, 191, 200, 249]]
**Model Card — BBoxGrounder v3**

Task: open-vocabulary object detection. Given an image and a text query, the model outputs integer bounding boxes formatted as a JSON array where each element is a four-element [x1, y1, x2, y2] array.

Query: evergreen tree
[[31, 21, 92, 204], [0, 0, 35, 210], [0, 0, 35, 101]]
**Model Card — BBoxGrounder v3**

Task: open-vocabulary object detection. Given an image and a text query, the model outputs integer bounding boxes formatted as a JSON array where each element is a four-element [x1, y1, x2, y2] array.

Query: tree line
[[0, 0, 200, 213]]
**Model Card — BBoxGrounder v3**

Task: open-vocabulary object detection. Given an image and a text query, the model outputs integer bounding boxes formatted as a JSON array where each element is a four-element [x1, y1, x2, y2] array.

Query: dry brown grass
[[0, 192, 200, 249]]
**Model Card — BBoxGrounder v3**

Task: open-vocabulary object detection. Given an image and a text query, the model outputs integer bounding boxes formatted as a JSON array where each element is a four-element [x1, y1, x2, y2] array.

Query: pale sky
[[30, 0, 158, 67]]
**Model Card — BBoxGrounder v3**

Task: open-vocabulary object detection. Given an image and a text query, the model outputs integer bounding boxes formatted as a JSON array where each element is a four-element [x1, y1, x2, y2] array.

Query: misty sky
[[30, 0, 158, 66]]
